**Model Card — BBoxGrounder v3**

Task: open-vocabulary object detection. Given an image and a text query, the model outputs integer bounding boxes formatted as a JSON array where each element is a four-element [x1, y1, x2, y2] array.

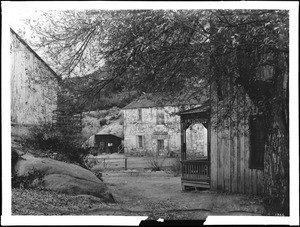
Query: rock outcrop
[[14, 155, 114, 202]]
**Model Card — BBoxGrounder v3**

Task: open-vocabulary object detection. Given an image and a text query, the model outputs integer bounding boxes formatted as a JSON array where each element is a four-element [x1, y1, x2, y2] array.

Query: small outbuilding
[[94, 132, 123, 154], [83, 119, 124, 155]]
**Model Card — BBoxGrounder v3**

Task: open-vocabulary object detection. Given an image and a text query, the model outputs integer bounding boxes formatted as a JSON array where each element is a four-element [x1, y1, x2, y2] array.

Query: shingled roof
[[95, 120, 123, 139]]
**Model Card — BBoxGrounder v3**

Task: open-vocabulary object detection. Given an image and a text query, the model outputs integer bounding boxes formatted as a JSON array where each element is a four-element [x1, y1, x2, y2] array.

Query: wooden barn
[[178, 83, 266, 195], [92, 121, 124, 154], [10, 28, 59, 136], [94, 132, 123, 154]]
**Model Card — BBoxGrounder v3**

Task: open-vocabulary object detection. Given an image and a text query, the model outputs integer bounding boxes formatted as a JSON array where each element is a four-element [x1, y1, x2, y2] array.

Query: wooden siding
[[210, 82, 264, 195], [94, 134, 122, 154], [10, 30, 58, 125]]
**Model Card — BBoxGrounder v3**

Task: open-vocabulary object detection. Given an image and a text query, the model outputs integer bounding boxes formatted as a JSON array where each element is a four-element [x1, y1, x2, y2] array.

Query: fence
[[181, 159, 210, 182], [86, 157, 128, 170]]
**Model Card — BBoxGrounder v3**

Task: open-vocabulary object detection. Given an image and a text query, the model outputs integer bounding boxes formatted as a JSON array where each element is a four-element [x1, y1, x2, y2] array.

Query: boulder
[[14, 156, 114, 202]]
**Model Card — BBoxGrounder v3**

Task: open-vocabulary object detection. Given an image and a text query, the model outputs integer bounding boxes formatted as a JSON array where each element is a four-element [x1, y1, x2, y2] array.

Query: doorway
[[157, 139, 164, 156]]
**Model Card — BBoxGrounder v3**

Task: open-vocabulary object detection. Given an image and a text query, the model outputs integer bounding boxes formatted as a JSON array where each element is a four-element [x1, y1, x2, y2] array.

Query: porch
[[181, 159, 210, 190], [177, 101, 211, 191]]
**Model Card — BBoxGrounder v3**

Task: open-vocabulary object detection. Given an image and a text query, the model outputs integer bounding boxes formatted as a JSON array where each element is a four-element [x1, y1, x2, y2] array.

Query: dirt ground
[[82, 154, 265, 220]]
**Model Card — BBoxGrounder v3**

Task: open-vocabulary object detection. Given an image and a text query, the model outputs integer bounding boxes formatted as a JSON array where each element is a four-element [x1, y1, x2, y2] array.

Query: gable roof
[[176, 100, 210, 115], [10, 28, 61, 81], [95, 120, 123, 139], [123, 93, 202, 109]]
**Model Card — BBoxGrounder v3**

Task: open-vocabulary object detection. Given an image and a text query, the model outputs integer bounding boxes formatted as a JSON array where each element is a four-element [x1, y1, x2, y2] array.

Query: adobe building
[[122, 95, 207, 157]]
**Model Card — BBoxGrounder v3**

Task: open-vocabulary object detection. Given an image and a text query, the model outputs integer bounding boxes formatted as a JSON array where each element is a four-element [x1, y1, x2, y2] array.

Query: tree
[[26, 9, 289, 214]]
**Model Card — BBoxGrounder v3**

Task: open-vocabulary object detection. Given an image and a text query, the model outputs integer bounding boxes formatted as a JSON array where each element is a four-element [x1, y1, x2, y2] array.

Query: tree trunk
[[263, 116, 289, 215]]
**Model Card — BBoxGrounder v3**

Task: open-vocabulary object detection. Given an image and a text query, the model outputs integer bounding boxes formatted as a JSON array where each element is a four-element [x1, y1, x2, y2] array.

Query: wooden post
[[125, 158, 128, 170], [181, 122, 187, 161], [103, 158, 106, 168]]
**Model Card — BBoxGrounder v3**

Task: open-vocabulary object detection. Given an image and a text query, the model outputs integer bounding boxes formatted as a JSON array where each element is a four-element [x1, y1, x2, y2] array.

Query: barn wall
[[210, 82, 264, 195], [10, 30, 58, 126]]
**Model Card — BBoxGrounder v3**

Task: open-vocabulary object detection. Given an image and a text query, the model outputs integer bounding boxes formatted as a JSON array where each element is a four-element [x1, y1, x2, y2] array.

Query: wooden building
[[178, 85, 265, 195], [88, 120, 124, 155], [94, 132, 123, 154], [10, 28, 59, 134]]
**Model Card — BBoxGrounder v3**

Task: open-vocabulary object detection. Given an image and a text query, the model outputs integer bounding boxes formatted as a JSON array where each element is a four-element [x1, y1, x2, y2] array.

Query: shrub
[[146, 153, 166, 171], [12, 168, 45, 189], [11, 149, 20, 175], [263, 195, 289, 216], [23, 124, 90, 168], [99, 118, 108, 126]]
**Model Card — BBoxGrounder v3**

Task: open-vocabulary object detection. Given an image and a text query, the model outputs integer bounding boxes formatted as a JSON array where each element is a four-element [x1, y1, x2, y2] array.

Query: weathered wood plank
[[219, 129, 225, 190], [256, 170, 261, 195], [253, 169, 258, 195], [239, 125, 245, 194], [257, 170, 263, 195], [229, 119, 234, 192], [210, 85, 218, 191], [244, 97, 251, 194], [223, 118, 230, 192], [11, 31, 58, 125], [210, 129, 218, 190], [232, 128, 238, 193], [217, 103, 223, 191], [217, 112, 224, 191]]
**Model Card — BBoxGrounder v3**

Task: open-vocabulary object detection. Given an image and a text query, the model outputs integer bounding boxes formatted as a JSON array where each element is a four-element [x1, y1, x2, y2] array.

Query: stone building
[[123, 96, 207, 157], [10, 29, 59, 135]]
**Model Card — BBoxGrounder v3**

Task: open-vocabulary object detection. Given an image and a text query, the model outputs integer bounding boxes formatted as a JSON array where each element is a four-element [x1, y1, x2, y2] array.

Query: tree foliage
[[27, 10, 288, 110]]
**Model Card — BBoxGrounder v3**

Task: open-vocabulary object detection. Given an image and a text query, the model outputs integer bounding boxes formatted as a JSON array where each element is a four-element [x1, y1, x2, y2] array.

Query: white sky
[[2, 1, 299, 226]]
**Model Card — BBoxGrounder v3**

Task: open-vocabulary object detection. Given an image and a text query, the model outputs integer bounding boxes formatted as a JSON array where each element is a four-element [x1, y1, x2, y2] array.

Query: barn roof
[[10, 28, 61, 81]]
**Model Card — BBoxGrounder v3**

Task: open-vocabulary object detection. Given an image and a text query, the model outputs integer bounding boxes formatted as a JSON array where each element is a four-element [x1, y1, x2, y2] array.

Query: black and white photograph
[[1, 1, 299, 226]]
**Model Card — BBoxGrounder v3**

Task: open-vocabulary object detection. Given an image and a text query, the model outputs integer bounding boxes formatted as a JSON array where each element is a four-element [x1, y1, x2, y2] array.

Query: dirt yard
[[82, 154, 265, 220]]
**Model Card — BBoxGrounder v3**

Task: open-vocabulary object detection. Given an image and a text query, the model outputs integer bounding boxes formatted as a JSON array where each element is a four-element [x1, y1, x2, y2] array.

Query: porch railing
[[181, 159, 210, 183]]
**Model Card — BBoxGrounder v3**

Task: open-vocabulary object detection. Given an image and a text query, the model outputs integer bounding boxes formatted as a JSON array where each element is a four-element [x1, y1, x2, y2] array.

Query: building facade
[[10, 29, 59, 128], [123, 98, 207, 157], [178, 84, 266, 195]]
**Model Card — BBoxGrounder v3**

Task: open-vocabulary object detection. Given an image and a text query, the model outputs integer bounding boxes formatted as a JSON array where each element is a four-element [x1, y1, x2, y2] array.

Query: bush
[[263, 196, 289, 216], [146, 154, 166, 171], [99, 118, 108, 126], [24, 124, 90, 168], [11, 149, 20, 174], [12, 168, 45, 189]]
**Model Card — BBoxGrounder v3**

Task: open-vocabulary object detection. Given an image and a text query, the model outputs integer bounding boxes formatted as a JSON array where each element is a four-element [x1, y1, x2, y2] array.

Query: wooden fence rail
[[181, 159, 210, 183], [86, 157, 128, 170]]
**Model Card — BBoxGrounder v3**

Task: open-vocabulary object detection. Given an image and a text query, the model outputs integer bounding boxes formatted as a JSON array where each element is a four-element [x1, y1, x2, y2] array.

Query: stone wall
[[123, 106, 207, 157], [10, 30, 58, 126]]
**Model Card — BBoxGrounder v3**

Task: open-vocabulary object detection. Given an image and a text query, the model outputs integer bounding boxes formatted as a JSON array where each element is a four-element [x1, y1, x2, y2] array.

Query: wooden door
[[157, 139, 164, 155]]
